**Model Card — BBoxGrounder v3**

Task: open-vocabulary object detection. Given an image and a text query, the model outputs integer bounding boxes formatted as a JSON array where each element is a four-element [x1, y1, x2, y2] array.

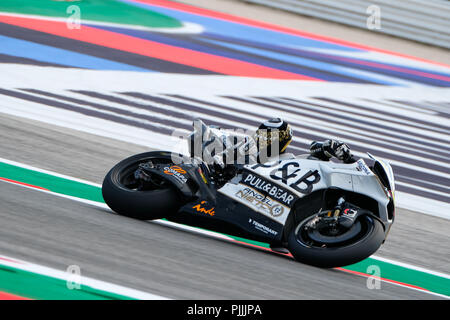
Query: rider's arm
[[213, 132, 258, 168], [309, 139, 356, 164], [194, 126, 256, 168]]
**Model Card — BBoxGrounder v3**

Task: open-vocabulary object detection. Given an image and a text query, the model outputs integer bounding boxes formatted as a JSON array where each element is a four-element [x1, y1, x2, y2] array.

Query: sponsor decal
[[242, 171, 296, 207], [356, 159, 372, 175], [163, 165, 188, 183], [248, 218, 278, 236], [192, 201, 215, 216], [235, 187, 284, 217], [268, 162, 321, 195]]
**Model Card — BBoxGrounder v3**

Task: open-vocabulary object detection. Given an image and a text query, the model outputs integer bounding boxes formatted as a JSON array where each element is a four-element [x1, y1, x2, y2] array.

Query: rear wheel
[[102, 152, 183, 220], [287, 210, 385, 268]]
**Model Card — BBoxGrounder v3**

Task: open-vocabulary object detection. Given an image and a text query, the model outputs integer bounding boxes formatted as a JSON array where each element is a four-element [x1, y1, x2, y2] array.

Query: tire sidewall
[[287, 215, 385, 268], [102, 151, 183, 220]]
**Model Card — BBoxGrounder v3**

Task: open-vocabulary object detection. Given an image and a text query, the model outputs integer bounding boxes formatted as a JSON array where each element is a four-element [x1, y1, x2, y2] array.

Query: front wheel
[[102, 152, 183, 220], [287, 212, 385, 268]]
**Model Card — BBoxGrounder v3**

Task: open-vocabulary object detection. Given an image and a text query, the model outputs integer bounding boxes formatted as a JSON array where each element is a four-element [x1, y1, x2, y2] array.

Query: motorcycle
[[102, 121, 395, 268]]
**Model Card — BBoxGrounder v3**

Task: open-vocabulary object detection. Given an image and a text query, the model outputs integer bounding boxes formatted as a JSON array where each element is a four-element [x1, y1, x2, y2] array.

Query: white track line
[[0, 157, 102, 187], [0, 254, 170, 300], [370, 255, 450, 280]]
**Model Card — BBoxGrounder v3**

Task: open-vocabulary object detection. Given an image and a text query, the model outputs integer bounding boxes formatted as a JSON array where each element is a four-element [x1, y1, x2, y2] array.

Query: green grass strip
[[344, 258, 450, 297], [0, 162, 104, 203], [0, 264, 134, 300], [0, 0, 182, 28]]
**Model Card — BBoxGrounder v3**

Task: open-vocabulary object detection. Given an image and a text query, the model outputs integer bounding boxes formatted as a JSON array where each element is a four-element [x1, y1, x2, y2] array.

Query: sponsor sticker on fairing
[[218, 182, 291, 224], [241, 171, 297, 207], [163, 165, 188, 183], [192, 201, 215, 216], [235, 187, 285, 217], [356, 159, 372, 175], [248, 218, 278, 236]]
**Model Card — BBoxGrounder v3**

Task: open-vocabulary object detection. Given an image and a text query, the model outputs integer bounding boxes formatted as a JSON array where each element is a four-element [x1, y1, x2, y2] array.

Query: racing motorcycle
[[102, 121, 395, 268]]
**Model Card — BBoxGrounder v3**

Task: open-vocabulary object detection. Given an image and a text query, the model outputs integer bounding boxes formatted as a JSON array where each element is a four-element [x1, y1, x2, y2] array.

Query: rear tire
[[102, 152, 183, 220]]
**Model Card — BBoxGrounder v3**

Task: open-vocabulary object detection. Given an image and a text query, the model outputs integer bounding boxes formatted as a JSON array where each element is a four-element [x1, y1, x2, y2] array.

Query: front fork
[[305, 197, 361, 231]]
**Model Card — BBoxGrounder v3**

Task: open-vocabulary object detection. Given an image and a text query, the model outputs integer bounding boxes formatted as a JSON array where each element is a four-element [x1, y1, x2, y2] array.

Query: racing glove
[[310, 139, 356, 163]]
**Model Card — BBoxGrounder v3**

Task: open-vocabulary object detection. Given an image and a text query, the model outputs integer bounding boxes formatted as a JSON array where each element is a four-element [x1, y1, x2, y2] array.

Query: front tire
[[102, 152, 183, 220], [287, 213, 385, 268]]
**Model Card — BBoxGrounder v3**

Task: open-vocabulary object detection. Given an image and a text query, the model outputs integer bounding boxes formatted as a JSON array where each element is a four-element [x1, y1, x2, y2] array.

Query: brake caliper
[[306, 197, 360, 231], [338, 206, 359, 229]]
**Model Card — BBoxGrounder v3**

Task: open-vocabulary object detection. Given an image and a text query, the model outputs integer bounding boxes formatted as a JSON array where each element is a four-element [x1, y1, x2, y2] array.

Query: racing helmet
[[255, 118, 293, 156]]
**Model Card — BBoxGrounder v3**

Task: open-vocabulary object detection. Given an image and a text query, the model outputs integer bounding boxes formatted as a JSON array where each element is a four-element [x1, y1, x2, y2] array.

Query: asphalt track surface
[[0, 113, 448, 299]]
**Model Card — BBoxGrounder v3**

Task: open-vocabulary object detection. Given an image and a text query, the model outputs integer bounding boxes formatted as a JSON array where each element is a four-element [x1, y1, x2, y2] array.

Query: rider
[[191, 118, 356, 166], [190, 118, 356, 254]]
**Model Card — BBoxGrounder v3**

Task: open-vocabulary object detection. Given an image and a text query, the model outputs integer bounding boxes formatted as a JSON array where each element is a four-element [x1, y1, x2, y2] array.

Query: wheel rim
[[295, 215, 375, 249], [115, 157, 172, 191]]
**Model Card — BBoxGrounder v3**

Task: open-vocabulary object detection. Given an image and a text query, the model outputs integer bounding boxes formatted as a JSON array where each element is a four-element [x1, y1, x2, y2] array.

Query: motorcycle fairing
[[217, 170, 297, 226], [175, 193, 284, 243], [367, 153, 395, 223], [367, 153, 395, 201], [218, 157, 392, 229]]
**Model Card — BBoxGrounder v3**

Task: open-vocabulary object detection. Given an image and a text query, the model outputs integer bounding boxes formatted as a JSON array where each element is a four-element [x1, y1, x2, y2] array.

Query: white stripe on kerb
[[0, 254, 170, 300]]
